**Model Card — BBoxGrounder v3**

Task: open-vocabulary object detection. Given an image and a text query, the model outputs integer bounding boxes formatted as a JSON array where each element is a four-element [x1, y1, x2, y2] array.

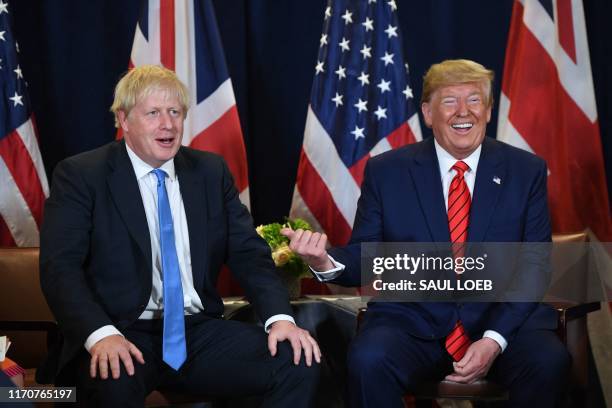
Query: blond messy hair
[[110, 65, 190, 127], [421, 59, 494, 107]]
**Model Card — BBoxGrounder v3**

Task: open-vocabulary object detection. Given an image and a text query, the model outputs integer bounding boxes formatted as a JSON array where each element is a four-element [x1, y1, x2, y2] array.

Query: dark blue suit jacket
[[38, 140, 292, 382], [329, 137, 557, 343]]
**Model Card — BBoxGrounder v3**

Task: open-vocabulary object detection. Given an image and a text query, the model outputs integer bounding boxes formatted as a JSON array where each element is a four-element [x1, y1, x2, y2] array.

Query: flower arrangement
[[256, 218, 313, 279]]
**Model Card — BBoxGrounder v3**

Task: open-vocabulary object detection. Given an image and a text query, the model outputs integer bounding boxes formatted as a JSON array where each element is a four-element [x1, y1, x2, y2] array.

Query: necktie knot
[[452, 161, 469, 177], [152, 169, 167, 186]]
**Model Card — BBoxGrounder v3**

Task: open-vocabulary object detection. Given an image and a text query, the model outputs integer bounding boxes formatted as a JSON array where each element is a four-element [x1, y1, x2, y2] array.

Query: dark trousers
[[347, 312, 570, 408], [72, 314, 319, 407]]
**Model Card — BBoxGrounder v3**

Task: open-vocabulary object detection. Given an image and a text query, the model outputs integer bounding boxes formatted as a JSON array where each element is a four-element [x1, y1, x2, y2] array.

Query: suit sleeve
[[218, 160, 293, 322], [40, 159, 114, 349], [482, 159, 552, 341]]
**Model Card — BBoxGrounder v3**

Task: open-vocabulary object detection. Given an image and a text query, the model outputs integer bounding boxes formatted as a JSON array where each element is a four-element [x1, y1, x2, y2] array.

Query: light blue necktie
[[152, 169, 187, 371]]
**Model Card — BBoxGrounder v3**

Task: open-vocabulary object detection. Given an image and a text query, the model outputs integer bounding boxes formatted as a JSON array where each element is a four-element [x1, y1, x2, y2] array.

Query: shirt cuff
[[84, 325, 123, 352], [310, 255, 345, 282], [483, 330, 508, 353], [264, 314, 296, 333]]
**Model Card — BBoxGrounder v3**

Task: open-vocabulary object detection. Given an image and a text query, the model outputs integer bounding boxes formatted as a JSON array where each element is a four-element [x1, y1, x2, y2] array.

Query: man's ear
[[421, 102, 433, 128], [117, 110, 129, 133]]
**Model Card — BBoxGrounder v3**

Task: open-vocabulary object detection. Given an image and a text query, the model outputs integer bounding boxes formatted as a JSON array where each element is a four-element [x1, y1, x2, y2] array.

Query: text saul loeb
[[372, 279, 493, 292]]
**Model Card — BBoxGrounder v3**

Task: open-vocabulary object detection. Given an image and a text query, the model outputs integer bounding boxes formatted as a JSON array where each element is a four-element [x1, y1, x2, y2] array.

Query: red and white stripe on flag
[[498, 0, 611, 241], [0, 118, 49, 247], [0, 0, 49, 247], [290, 112, 421, 246], [126, 0, 250, 207], [289, 0, 422, 247]]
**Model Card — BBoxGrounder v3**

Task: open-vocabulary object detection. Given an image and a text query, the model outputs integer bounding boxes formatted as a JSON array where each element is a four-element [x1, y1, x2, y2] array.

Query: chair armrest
[[547, 302, 600, 345], [549, 302, 600, 321], [0, 321, 57, 333], [356, 307, 367, 330], [0, 320, 59, 349]]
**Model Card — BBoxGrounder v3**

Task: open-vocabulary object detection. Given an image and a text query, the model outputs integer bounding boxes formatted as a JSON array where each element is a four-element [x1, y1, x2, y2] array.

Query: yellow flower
[[272, 244, 292, 267]]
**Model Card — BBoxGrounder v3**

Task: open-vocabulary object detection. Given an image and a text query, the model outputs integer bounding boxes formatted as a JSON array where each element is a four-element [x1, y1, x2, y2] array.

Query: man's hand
[[267, 320, 321, 367], [89, 335, 145, 380], [445, 338, 501, 384], [280, 227, 334, 271]]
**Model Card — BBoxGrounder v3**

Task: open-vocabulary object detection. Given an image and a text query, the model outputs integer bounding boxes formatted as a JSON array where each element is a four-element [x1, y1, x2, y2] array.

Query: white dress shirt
[[85, 145, 293, 351], [312, 139, 507, 352]]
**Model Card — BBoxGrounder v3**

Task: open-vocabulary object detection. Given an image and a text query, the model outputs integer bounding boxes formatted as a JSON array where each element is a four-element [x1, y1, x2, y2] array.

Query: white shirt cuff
[[264, 314, 296, 333], [310, 255, 345, 282], [84, 325, 123, 352], [483, 330, 508, 353]]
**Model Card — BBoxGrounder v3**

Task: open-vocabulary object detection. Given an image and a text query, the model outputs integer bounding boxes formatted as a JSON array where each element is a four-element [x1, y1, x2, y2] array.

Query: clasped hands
[[445, 337, 501, 383]]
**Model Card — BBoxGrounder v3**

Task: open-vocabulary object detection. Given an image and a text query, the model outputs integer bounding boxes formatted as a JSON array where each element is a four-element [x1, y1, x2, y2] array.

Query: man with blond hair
[[39, 65, 320, 406], [284, 59, 569, 407]]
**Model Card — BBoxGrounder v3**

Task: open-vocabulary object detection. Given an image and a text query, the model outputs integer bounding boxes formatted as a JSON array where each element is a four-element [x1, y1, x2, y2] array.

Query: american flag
[[290, 0, 421, 246], [497, 0, 611, 241], [0, 0, 49, 246], [127, 0, 249, 207]]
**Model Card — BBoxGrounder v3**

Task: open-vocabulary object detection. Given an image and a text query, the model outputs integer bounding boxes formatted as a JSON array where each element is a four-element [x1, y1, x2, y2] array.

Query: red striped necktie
[[445, 161, 472, 361]]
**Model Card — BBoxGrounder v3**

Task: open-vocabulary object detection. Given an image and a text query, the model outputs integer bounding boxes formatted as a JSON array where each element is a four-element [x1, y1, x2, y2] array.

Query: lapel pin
[[493, 176, 501, 185]]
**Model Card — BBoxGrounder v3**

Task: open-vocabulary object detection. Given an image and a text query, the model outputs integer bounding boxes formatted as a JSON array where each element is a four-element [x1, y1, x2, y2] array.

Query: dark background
[[10, 0, 611, 225]]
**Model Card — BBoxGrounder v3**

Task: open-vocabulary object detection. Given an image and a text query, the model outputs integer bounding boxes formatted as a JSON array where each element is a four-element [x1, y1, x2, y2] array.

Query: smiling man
[[38, 65, 320, 406], [283, 59, 570, 407]]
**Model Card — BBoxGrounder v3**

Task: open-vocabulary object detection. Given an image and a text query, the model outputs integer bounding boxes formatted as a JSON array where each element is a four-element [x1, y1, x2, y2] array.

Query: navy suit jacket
[[38, 140, 292, 382], [329, 137, 557, 343]]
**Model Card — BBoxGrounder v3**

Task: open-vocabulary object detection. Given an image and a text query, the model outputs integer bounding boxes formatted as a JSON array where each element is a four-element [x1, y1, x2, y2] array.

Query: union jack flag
[[127, 0, 249, 207], [497, 0, 610, 241], [290, 0, 421, 246], [0, 0, 49, 246]]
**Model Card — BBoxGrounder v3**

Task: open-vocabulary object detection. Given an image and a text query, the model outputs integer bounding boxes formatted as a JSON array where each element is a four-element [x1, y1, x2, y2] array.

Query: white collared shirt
[[84, 145, 293, 351]]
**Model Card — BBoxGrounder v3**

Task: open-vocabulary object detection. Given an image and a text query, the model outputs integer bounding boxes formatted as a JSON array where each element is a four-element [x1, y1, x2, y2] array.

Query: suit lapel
[[174, 149, 207, 293], [411, 138, 451, 242], [106, 141, 152, 271], [468, 137, 505, 242]]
